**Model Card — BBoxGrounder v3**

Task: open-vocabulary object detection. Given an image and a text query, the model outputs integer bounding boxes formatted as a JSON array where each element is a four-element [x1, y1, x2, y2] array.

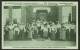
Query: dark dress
[[19, 29, 26, 40], [14, 27, 20, 40], [14, 31, 19, 40], [38, 26, 43, 39], [33, 29, 38, 39], [4, 27, 9, 40], [70, 29, 75, 41], [50, 28, 56, 40], [24, 28, 29, 40], [48, 28, 54, 40], [66, 29, 70, 40], [56, 28, 60, 40]]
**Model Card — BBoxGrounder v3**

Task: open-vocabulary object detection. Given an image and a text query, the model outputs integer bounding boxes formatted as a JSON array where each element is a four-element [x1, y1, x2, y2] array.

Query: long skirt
[[9, 30, 14, 40], [70, 29, 75, 41], [19, 30, 24, 40], [56, 28, 60, 40], [4, 31, 9, 40], [27, 31, 33, 40], [38, 30, 43, 38], [49, 31, 55, 40], [14, 31, 19, 40], [33, 30, 38, 39], [66, 29, 70, 40], [24, 31, 28, 40], [43, 31, 48, 39], [60, 30, 66, 40]]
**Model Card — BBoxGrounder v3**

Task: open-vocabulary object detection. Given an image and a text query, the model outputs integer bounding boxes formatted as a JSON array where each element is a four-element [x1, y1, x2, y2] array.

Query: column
[[21, 6, 26, 25], [26, 6, 33, 24], [58, 6, 62, 24], [9, 6, 13, 24], [72, 6, 76, 24]]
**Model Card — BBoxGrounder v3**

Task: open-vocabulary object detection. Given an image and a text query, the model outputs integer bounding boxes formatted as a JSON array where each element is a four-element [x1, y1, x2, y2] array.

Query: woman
[[14, 25, 20, 40], [4, 25, 9, 40], [48, 24, 56, 40], [60, 25, 66, 41], [8, 24, 14, 40], [28, 25, 33, 40], [43, 24, 48, 40], [56, 23, 61, 40], [33, 25, 38, 39]]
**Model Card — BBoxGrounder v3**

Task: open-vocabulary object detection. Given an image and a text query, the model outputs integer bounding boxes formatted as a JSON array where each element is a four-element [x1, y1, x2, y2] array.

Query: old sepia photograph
[[2, 1, 78, 49]]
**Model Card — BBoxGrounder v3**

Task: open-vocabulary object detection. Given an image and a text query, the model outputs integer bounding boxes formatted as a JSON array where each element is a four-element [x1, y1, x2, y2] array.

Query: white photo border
[[1, 1, 78, 49]]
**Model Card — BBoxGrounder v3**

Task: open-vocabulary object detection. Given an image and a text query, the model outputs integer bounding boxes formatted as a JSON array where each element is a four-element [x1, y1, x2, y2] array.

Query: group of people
[[4, 20, 76, 41]]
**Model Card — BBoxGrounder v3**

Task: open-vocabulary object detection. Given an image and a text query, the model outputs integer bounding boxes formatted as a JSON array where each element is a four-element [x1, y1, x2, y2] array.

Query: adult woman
[[8, 24, 14, 40], [60, 24, 66, 40], [43, 24, 48, 40], [14, 24, 20, 40]]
